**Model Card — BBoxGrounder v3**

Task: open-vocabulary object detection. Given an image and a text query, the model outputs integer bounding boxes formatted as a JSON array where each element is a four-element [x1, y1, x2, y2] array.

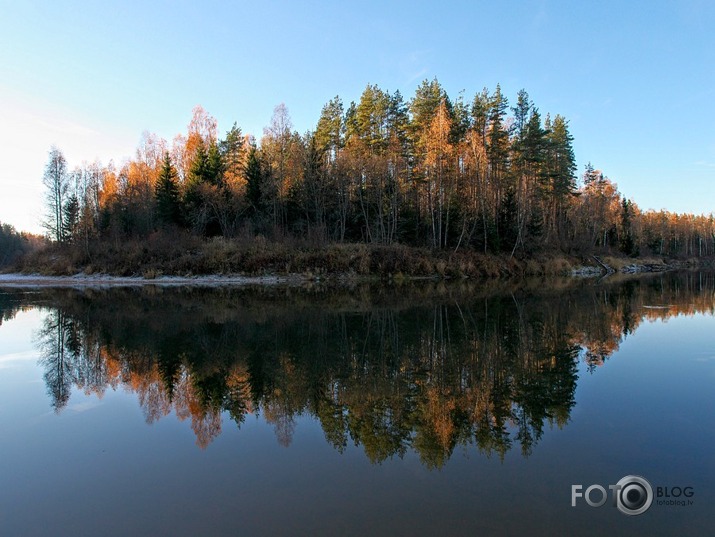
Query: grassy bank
[[9, 234, 711, 280]]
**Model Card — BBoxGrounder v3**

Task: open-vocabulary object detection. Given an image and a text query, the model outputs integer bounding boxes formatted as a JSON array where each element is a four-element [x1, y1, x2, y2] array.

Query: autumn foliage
[[32, 82, 715, 276]]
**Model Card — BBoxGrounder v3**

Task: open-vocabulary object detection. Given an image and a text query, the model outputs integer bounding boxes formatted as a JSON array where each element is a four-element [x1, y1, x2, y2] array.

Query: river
[[1, 273, 713, 536]]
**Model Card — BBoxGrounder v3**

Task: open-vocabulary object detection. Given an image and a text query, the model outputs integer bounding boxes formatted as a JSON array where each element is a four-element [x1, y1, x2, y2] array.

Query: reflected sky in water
[[1, 274, 714, 536]]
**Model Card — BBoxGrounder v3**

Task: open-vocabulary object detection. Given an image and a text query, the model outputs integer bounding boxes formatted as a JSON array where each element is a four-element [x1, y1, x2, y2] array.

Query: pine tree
[[545, 115, 576, 198], [487, 84, 509, 177], [449, 92, 470, 144], [351, 84, 392, 152], [410, 79, 446, 134], [542, 114, 576, 241], [511, 89, 531, 141], [388, 90, 410, 145], [315, 96, 344, 159], [582, 162, 603, 187], [410, 78, 449, 162], [471, 88, 490, 145], [523, 110, 546, 167]]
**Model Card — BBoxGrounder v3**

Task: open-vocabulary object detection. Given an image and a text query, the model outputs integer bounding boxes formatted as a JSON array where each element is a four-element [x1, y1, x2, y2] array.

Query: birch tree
[[42, 146, 69, 242]]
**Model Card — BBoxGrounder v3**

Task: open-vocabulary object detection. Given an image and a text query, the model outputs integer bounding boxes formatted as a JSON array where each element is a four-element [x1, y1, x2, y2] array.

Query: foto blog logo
[[571, 475, 695, 515], [572, 475, 654, 516]]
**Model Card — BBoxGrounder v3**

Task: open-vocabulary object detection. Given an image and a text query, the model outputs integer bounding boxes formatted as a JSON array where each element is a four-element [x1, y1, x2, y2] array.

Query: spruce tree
[[245, 144, 264, 215], [206, 142, 224, 188], [61, 194, 80, 243], [620, 198, 638, 256], [219, 123, 246, 186], [155, 153, 182, 227]]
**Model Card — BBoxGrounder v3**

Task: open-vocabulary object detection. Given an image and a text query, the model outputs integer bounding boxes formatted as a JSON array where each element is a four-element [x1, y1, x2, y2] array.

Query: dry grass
[[543, 256, 574, 275], [17, 232, 700, 281]]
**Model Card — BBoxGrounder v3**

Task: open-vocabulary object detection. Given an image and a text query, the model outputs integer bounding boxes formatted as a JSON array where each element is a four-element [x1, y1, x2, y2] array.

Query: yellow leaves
[[425, 385, 457, 450], [425, 99, 453, 169], [98, 167, 119, 208]]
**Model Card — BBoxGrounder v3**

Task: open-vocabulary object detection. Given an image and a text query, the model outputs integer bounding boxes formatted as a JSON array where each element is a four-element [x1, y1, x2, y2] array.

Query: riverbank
[[12, 238, 581, 279], [569, 255, 709, 277], [4, 238, 713, 287], [0, 273, 307, 288]]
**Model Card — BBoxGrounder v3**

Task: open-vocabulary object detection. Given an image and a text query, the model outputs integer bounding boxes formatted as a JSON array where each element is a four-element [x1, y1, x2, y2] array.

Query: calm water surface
[[1, 273, 714, 536]]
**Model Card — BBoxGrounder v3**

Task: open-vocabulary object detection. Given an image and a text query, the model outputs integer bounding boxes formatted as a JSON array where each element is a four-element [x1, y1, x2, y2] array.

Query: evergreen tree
[[61, 194, 80, 243], [389, 90, 410, 140], [544, 115, 576, 198], [350, 84, 392, 152], [184, 141, 218, 233], [315, 96, 344, 158], [299, 132, 326, 229], [523, 110, 546, 167], [620, 198, 638, 256], [498, 188, 519, 252], [188, 141, 209, 186], [219, 123, 246, 189], [410, 78, 449, 160], [487, 84, 509, 176], [187, 140, 224, 188], [0, 222, 30, 267], [471, 88, 491, 144], [541, 114, 576, 240], [511, 89, 531, 141], [155, 153, 182, 227], [245, 144, 264, 215], [206, 142, 224, 188], [582, 162, 601, 186], [343, 101, 358, 143], [449, 92, 470, 144], [410, 79, 446, 133]]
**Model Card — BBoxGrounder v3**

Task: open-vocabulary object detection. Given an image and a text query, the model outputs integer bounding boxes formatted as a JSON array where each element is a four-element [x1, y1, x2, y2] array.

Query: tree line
[[41, 79, 715, 259], [0, 221, 40, 267]]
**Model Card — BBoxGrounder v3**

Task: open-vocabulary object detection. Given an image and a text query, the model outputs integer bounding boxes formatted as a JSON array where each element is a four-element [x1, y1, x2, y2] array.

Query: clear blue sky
[[1, 0, 714, 233]]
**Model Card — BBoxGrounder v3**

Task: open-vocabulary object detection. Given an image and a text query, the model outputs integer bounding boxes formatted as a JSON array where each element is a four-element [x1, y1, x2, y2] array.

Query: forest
[[24, 79, 715, 275], [0, 221, 39, 267]]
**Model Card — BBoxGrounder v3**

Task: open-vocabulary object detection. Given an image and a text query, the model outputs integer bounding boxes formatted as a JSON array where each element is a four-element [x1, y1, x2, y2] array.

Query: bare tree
[[42, 146, 69, 242]]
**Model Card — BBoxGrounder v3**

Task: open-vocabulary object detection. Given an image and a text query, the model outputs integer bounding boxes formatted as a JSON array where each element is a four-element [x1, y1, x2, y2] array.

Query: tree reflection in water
[[7, 272, 714, 467]]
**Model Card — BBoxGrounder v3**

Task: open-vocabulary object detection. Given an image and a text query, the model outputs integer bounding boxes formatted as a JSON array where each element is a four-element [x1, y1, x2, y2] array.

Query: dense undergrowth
[[10, 231, 707, 280]]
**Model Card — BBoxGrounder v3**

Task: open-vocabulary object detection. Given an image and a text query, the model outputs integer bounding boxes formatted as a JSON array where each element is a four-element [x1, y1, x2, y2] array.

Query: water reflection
[[3, 272, 714, 467]]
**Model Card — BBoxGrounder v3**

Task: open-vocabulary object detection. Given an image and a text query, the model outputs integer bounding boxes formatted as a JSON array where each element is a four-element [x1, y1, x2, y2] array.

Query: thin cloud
[[694, 160, 715, 168], [396, 49, 433, 86], [406, 67, 429, 85], [31, 114, 97, 138]]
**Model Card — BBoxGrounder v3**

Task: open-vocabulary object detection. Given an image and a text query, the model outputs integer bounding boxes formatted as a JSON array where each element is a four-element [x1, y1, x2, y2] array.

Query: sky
[[1, 0, 714, 234]]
